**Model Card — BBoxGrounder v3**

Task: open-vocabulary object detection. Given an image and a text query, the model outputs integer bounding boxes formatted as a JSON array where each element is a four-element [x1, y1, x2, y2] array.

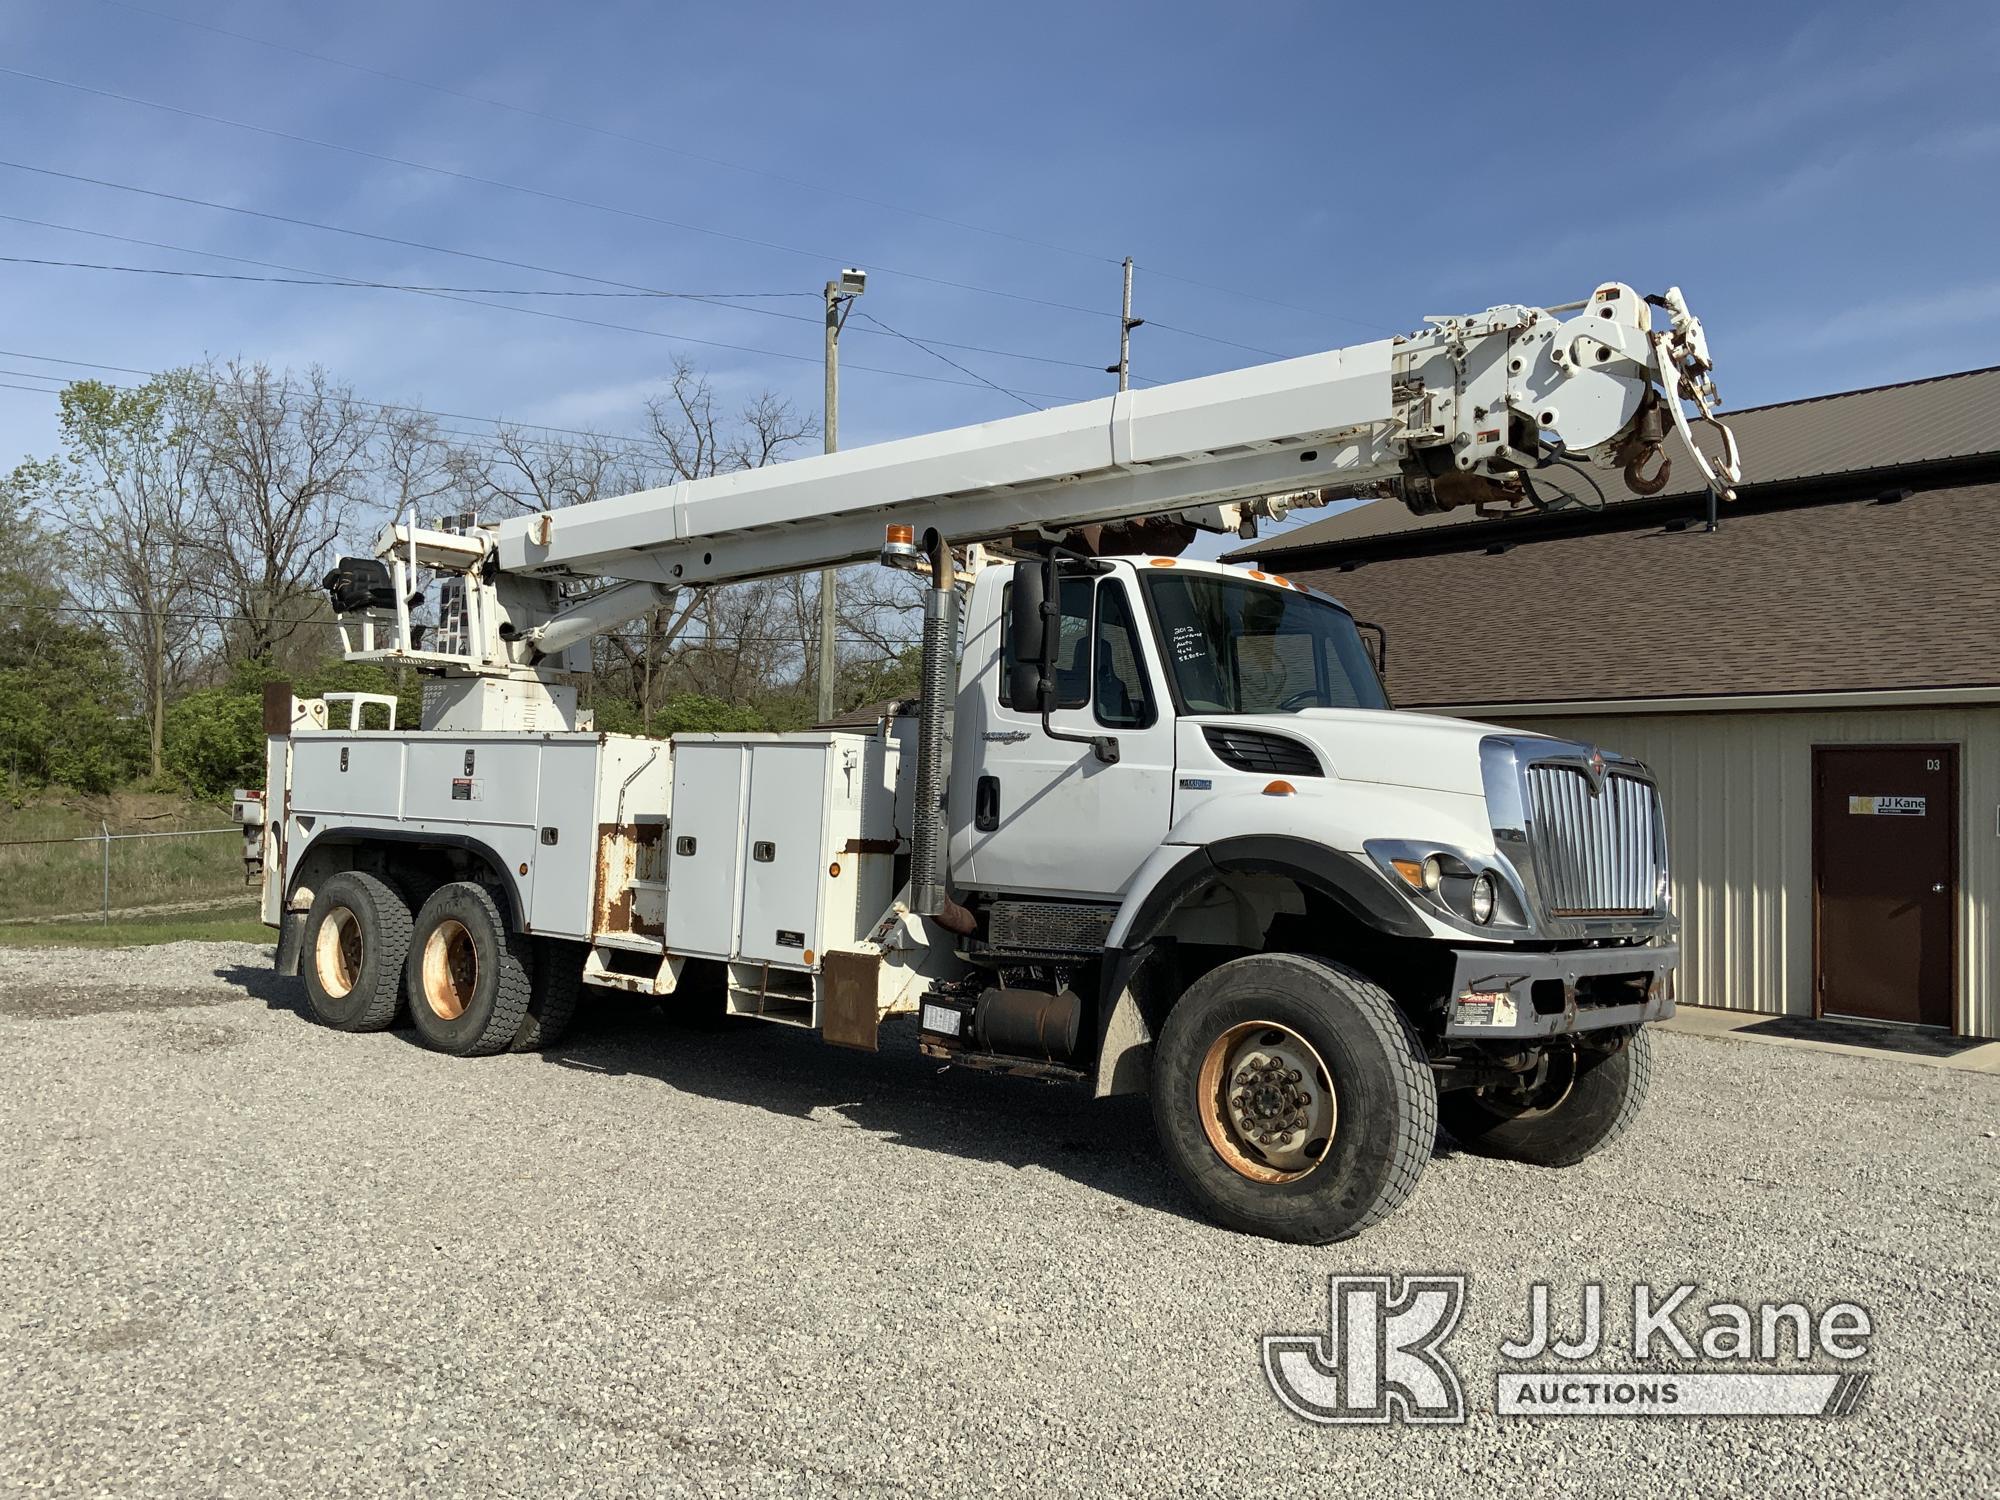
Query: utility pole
[[818, 267, 867, 722], [1105, 257, 1144, 391]]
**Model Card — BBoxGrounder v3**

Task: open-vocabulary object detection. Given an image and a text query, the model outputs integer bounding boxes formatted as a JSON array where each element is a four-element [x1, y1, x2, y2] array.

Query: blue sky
[[2, 0, 1996, 533]]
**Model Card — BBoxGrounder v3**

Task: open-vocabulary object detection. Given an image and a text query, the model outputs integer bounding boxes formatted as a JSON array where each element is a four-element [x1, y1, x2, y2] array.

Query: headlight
[[1470, 872, 1496, 925], [1365, 839, 1526, 932]]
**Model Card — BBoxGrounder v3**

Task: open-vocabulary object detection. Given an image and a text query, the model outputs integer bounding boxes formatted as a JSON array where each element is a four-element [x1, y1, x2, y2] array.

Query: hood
[[1275, 707, 1549, 797]]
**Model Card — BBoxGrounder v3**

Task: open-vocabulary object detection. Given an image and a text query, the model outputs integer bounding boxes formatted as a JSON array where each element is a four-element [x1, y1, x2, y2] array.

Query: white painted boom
[[473, 282, 1738, 591], [495, 342, 1394, 587], [345, 282, 1738, 674]]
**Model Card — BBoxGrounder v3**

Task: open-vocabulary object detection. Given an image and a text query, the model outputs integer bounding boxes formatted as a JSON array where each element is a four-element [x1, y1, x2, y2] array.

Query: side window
[[999, 577, 1092, 711], [1093, 581, 1154, 728]]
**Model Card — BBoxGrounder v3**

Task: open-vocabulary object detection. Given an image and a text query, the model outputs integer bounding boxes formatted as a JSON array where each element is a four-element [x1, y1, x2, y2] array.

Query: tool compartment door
[[737, 742, 830, 965], [664, 740, 749, 959]]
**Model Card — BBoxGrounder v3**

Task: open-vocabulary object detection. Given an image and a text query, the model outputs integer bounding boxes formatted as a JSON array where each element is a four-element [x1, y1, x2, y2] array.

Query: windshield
[[1142, 570, 1389, 714]]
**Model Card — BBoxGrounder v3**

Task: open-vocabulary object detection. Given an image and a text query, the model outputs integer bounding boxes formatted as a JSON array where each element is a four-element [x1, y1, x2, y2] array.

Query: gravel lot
[[3, 941, 1995, 1499]]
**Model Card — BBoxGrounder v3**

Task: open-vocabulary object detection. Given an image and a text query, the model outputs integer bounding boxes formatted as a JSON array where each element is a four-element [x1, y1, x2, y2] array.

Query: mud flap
[[274, 908, 307, 977], [1093, 985, 1153, 1098], [821, 950, 883, 1052]]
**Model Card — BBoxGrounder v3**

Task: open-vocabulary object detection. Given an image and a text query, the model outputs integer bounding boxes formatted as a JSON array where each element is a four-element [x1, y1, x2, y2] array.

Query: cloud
[[1780, 280, 2000, 352], [1674, 12, 1995, 156]]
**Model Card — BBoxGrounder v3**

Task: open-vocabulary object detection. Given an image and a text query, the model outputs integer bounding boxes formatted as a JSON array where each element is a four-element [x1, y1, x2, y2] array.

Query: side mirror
[[1356, 620, 1389, 678], [1007, 559, 1051, 711]]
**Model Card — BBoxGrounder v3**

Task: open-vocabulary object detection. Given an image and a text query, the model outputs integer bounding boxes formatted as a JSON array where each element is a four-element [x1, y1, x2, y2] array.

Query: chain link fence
[[0, 825, 254, 925]]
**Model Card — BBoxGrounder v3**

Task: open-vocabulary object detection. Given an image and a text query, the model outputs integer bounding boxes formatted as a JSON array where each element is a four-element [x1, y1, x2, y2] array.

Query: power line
[[1136, 263, 1392, 336], [0, 163, 1098, 400], [37, 600, 910, 647], [79, 0, 1389, 334], [0, 234, 1147, 377], [83, 0, 1124, 275], [0, 254, 820, 300], [0, 350, 783, 470], [0, 346, 669, 454], [853, 312, 1041, 412], [1, 66, 1186, 337], [1143, 319, 1288, 361]]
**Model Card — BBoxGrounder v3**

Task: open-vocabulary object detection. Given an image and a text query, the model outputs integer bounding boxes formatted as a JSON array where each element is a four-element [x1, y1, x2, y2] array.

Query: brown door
[[1812, 745, 1957, 1029]]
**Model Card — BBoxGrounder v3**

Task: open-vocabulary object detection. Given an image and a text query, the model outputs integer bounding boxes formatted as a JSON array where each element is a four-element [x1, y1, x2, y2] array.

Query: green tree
[[15, 374, 221, 777], [161, 686, 267, 800], [589, 691, 765, 738], [0, 466, 144, 793]]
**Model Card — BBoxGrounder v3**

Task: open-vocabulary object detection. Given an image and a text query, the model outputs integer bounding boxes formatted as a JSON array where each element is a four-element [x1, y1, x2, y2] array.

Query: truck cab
[[918, 550, 1677, 1241]]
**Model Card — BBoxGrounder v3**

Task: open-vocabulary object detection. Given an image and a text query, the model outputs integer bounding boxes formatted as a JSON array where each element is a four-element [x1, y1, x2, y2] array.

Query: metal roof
[[1228, 364, 2000, 563]]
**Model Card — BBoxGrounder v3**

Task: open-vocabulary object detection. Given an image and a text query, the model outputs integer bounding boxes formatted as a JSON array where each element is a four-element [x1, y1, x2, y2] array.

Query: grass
[[0, 912, 273, 948], [0, 792, 252, 921]]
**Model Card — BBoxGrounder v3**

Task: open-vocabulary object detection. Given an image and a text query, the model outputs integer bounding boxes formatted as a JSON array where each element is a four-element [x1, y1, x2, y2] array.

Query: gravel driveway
[[3, 941, 1994, 1498]]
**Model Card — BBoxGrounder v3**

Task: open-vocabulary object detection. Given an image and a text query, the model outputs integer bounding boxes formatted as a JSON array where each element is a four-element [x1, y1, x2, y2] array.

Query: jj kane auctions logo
[[1264, 1276, 1873, 1423]]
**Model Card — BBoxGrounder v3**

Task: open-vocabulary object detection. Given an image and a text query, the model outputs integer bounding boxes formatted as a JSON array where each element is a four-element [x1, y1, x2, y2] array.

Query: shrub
[[161, 688, 267, 799]]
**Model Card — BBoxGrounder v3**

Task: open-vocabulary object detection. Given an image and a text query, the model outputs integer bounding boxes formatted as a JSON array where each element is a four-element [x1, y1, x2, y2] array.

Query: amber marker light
[[1262, 780, 1297, 796]]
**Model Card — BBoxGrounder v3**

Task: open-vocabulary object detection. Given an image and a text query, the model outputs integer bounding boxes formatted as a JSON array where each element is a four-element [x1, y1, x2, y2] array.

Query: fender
[[1092, 834, 1430, 1096], [1108, 835, 1428, 951], [284, 823, 530, 929]]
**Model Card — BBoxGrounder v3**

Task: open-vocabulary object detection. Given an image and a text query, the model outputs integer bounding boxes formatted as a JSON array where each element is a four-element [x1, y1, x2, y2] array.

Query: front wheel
[[1151, 953, 1437, 1244], [1439, 1028, 1653, 1167]]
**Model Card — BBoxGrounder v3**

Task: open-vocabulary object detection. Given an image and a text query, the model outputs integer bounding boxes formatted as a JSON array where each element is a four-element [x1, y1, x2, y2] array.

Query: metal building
[[1229, 366, 2000, 1039]]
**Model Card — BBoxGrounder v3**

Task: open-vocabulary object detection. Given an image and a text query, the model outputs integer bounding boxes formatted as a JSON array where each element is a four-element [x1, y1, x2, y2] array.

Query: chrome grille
[[1525, 764, 1661, 915]]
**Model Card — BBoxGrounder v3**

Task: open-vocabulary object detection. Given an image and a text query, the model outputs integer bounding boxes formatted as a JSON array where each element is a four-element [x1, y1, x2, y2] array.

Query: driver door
[[959, 573, 1176, 900]]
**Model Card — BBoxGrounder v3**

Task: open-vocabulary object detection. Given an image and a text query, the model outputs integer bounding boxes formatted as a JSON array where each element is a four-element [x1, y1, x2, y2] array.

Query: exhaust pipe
[[908, 528, 976, 936]]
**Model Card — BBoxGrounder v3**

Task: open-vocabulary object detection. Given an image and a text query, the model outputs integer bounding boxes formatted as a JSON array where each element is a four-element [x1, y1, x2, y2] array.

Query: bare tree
[[376, 407, 482, 524], [464, 425, 627, 516], [198, 362, 376, 663], [595, 359, 820, 726], [39, 373, 218, 776]]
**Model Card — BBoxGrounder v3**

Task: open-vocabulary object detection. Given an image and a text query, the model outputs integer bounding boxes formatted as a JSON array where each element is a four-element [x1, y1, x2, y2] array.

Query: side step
[[726, 961, 819, 1028]]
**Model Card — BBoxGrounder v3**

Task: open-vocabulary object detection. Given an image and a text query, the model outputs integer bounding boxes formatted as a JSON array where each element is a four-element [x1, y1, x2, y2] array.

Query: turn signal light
[[1390, 857, 1426, 888], [1263, 780, 1296, 796]]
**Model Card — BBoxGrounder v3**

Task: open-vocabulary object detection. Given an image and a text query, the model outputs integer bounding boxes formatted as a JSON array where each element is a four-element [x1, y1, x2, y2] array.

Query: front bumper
[[1443, 942, 1677, 1040]]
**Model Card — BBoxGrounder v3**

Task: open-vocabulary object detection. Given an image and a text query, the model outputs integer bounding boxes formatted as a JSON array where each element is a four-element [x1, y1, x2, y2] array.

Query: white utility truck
[[251, 283, 1741, 1242]]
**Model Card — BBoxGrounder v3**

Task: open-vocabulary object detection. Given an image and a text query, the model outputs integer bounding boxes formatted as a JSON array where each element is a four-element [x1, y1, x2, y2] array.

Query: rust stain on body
[[594, 822, 638, 936]]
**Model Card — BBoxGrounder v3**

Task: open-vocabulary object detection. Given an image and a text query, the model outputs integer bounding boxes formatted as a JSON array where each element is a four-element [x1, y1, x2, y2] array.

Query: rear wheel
[[298, 871, 410, 1032], [512, 938, 586, 1052], [1151, 953, 1437, 1244], [1440, 1028, 1652, 1167], [405, 882, 534, 1057]]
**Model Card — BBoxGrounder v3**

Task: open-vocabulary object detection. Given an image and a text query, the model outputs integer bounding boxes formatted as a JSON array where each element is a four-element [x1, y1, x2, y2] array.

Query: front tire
[[1151, 953, 1437, 1244], [1440, 1028, 1653, 1167], [299, 871, 411, 1032], [405, 882, 535, 1057]]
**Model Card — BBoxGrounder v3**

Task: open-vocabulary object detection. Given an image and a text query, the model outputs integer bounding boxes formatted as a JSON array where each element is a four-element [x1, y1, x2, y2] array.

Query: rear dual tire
[[300, 871, 411, 1032], [405, 882, 535, 1057]]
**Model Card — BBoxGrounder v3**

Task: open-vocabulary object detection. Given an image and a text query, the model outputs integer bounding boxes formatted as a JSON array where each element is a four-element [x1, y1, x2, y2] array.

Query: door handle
[[974, 775, 1000, 832]]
